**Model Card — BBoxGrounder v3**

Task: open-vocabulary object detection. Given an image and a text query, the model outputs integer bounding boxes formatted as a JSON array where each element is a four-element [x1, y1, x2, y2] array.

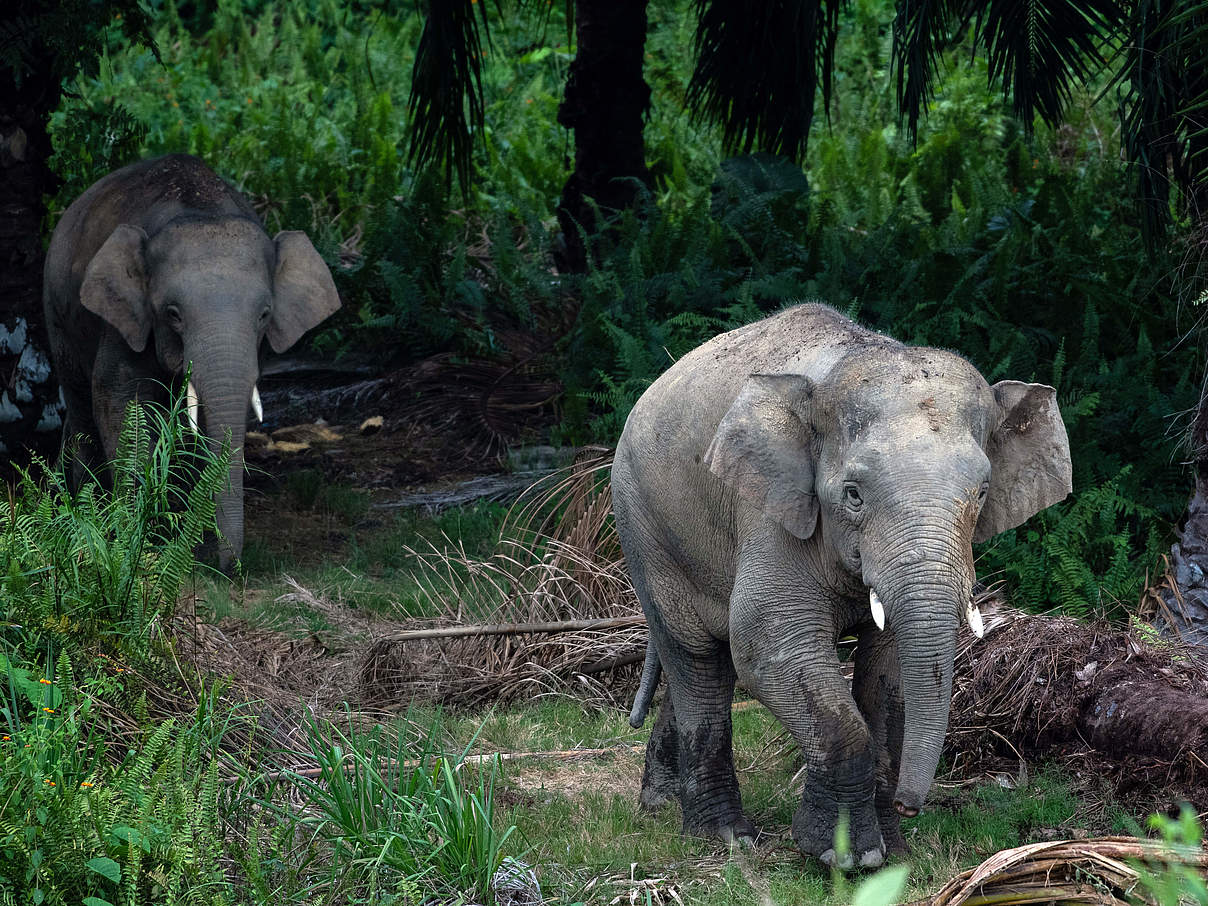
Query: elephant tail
[[628, 638, 662, 728]]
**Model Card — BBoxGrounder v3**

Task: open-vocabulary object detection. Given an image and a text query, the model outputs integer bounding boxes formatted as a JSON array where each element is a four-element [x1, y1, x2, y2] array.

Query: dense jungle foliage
[[50, 0, 1203, 620], [4, 2, 1208, 904]]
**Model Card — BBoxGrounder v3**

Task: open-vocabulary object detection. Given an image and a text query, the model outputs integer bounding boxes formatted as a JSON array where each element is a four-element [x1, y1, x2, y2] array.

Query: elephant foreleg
[[853, 626, 907, 855], [731, 577, 885, 868]]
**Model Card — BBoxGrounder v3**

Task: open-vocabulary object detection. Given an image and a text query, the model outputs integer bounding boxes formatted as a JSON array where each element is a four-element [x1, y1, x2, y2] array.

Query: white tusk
[[966, 600, 985, 639], [251, 385, 263, 422], [185, 380, 200, 434], [869, 589, 885, 630]]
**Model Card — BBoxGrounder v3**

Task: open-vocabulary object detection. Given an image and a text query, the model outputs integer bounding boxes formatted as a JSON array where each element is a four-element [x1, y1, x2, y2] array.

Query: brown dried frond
[[945, 598, 1208, 801], [915, 836, 1208, 906], [360, 451, 643, 707]]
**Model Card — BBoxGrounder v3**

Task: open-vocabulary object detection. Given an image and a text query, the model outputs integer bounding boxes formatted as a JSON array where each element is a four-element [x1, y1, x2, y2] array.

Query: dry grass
[[359, 449, 646, 708]]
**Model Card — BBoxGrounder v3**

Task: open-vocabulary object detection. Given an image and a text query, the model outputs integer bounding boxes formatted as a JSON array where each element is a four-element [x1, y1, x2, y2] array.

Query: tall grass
[[248, 709, 515, 904]]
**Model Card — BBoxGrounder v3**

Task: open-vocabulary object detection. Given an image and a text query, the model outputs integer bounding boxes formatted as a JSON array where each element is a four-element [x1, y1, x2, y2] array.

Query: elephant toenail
[[859, 848, 885, 868]]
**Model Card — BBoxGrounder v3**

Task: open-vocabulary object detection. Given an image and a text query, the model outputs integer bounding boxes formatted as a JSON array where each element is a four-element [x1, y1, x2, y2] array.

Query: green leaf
[[111, 825, 148, 851], [0, 652, 44, 708], [84, 898, 116, 906], [86, 856, 121, 884], [851, 864, 909, 906]]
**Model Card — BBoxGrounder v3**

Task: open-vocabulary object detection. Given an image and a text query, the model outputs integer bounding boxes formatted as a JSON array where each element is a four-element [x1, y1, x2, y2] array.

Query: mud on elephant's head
[[80, 215, 341, 571], [705, 346, 1072, 813]]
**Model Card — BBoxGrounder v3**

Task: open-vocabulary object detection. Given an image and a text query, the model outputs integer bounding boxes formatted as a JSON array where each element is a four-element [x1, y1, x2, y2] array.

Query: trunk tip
[[893, 798, 920, 819]]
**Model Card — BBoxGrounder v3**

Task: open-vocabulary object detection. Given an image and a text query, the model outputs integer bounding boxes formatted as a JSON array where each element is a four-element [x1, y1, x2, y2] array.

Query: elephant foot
[[817, 843, 886, 870], [684, 812, 759, 848], [638, 778, 678, 811], [792, 793, 885, 870]]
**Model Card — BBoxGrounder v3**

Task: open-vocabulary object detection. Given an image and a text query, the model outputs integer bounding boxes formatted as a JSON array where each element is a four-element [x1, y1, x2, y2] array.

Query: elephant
[[43, 154, 340, 573], [614, 303, 1072, 868]]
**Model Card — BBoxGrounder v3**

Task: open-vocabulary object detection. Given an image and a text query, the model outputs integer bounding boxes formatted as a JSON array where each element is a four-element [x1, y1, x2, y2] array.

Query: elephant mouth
[[183, 379, 264, 435], [864, 584, 985, 638]]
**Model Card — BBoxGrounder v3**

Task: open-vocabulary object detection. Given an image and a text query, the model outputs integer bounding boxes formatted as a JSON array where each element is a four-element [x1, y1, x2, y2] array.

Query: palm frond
[[892, 0, 966, 142], [893, 0, 1121, 142], [1116, 0, 1208, 245], [407, 0, 497, 188], [685, 0, 845, 162], [978, 0, 1123, 131]]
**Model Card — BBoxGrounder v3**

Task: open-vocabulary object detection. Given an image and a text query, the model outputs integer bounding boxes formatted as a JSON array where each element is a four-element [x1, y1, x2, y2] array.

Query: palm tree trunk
[[1152, 371, 1208, 646], [555, 0, 653, 272], [0, 62, 63, 475]]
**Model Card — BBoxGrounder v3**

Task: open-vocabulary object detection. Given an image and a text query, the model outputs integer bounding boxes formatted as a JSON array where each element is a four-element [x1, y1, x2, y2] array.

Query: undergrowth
[[52, 0, 1203, 617], [0, 394, 519, 906]]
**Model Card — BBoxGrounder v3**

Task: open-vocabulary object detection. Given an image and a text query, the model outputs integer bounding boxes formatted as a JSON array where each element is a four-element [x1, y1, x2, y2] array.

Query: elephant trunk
[[865, 519, 974, 817], [186, 336, 257, 575]]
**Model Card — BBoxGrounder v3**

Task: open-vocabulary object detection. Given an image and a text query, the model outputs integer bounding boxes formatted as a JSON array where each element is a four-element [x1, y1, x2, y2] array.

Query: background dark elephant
[[43, 154, 340, 572], [614, 303, 1072, 868]]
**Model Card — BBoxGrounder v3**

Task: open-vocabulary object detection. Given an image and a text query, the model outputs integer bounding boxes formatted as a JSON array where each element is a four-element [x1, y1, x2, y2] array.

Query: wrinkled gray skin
[[44, 154, 340, 573], [614, 304, 1072, 868]]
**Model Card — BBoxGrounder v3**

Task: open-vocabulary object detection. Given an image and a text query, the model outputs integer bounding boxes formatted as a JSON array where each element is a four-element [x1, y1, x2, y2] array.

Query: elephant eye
[[164, 305, 183, 330], [259, 306, 271, 324], [843, 484, 863, 510], [978, 482, 989, 503]]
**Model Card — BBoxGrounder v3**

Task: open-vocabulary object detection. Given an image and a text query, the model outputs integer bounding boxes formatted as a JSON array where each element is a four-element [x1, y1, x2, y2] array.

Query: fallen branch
[[229, 743, 645, 786], [375, 615, 646, 642], [373, 472, 555, 512]]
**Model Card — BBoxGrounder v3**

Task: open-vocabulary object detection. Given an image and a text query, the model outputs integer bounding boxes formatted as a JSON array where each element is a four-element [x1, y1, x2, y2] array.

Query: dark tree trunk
[[555, 0, 653, 273], [0, 60, 63, 476], [1149, 373, 1208, 646]]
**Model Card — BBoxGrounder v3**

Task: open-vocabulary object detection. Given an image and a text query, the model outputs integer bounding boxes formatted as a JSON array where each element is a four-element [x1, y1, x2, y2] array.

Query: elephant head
[[705, 347, 1071, 816], [79, 216, 340, 572]]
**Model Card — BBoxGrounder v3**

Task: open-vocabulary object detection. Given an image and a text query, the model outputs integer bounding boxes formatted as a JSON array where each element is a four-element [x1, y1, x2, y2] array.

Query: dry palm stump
[[944, 598, 1208, 810]]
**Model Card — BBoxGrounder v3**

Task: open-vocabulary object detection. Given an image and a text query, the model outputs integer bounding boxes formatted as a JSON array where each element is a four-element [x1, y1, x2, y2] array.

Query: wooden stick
[[376, 615, 646, 642]]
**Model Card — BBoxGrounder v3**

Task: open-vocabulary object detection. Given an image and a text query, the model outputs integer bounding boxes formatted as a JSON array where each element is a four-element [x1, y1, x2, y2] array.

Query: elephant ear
[[703, 373, 819, 540], [268, 231, 341, 353], [975, 381, 1073, 543], [80, 224, 151, 353]]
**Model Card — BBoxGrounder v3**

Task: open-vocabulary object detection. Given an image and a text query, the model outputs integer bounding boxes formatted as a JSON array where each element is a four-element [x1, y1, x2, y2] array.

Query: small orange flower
[[1, 735, 9, 741], [42, 707, 55, 714], [39, 678, 52, 685], [80, 782, 94, 788], [44, 779, 56, 786], [246, 97, 253, 105]]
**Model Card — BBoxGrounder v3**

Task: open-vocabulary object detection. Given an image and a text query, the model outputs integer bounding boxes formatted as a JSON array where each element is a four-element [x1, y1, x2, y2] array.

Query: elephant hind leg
[[660, 638, 755, 844], [639, 692, 679, 811]]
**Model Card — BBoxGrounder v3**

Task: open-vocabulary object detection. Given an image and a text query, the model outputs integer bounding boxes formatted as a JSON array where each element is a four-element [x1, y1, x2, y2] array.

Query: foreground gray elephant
[[44, 154, 340, 572], [614, 303, 1072, 868]]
